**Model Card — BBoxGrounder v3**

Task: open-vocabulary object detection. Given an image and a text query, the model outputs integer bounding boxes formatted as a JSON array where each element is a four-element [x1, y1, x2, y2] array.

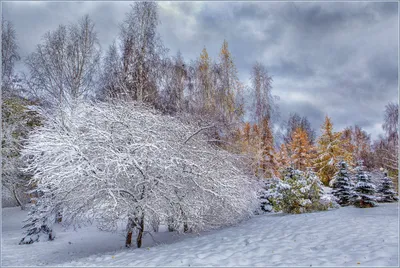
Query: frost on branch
[[20, 101, 258, 247]]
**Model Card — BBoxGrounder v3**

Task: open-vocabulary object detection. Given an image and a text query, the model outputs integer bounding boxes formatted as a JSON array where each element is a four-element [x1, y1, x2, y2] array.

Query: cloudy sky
[[3, 1, 398, 140]]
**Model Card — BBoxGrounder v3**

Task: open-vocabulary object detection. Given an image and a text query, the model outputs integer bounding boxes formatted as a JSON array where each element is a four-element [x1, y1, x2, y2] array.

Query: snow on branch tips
[[20, 101, 258, 247]]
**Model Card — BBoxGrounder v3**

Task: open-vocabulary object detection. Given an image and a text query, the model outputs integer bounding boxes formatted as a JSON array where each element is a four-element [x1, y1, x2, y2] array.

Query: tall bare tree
[[2, 19, 21, 94], [158, 51, 187, 114], [25, 15, 101, 107], [376, 103, 399, 173], [250, 62, 273, 125], [119, 2, 166, 104], [383, 102, 399, 147], [99, 41, 123, 100]]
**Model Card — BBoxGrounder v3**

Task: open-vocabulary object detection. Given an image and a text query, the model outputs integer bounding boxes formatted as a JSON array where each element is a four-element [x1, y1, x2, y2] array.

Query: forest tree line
[[2, 2, 398, 210]]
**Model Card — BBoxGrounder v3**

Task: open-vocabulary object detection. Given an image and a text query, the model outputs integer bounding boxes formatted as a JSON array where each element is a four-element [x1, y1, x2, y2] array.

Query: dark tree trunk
[[125, 217, 134, 248], [136, 216, 144, 248], [12, 187, 24, 210]]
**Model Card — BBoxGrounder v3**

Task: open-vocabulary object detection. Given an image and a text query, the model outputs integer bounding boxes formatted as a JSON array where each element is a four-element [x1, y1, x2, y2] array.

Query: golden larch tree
[[289, 127, 315, 171], [314, 116, 352, 185]]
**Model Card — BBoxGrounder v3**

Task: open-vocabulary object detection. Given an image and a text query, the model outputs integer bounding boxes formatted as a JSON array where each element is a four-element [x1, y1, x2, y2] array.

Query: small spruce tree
[[19, 195, 55, 244], [378, 170, 399, 202], [353, 161, 378, 208], [331, 161, 356, 206]]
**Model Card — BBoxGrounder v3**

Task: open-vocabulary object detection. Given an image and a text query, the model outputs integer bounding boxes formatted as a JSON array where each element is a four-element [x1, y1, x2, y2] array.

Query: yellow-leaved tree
[[217, 40, 244, 123], [275, 143, 290, 172], [314, 116, 352, 185], [198, 47, 215, 112], [289, 127, 315, 171]]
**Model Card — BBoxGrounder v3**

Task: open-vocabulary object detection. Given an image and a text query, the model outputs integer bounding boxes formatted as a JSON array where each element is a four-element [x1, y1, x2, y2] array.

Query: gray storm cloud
[[3, 1, 398, 139]]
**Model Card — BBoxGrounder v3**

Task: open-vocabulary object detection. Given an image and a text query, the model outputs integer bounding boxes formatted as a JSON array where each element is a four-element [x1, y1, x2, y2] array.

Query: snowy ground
[[2, 203, 399, 267]]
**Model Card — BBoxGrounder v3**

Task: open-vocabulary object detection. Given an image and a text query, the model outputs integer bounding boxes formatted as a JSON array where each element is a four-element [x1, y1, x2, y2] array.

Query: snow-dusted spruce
[[377, 170, 398, 203], [258, 178, 281, 213], [353, 161, 378, 208], [20, 101, 258, 247], [330, 161, 356, 206], [268, 167, 335, 214], [19, 195, 56, 244]]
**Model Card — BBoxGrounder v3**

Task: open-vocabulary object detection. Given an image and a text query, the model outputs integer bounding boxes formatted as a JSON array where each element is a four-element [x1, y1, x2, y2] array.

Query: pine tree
[[353, 161, 378, 208], [289, 127, 314, 171], [19, 194, 56, 244], [378, 170, 398, 202], [314, 116, 352, 185], [331, 161, 356, 206]]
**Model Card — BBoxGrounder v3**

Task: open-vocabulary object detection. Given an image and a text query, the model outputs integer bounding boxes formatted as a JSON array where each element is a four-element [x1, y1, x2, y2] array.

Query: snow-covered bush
[[377, 170, 398, 203], [330, 161, 357, 206], [20, 101, 258, 247], [353, 161, 378, 208], [257, 178, 281, 213], [268, 168, 337, 214]]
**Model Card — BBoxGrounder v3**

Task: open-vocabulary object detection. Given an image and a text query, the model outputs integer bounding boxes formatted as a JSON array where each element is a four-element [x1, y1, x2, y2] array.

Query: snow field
[[2, 203, 398, 267]]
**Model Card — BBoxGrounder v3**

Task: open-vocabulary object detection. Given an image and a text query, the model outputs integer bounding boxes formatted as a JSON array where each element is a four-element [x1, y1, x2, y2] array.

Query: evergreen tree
[[353, 161, 378, 208], [377, 170, 398, 202], [270, 168, 331, 214], [331, 161, 356, 206], [19, 193, 56, 244]]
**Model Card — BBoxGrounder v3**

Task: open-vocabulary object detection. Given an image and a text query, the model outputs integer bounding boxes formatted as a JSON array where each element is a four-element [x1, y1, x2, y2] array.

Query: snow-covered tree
[[20, 101, 258, 247], [258, 178, 281, 213], [353, 161, 378, 208], [377, 170, 398, 203], [268, 168, 334, 214], [19, 194, 56, 244], [330, 161, 356, 206]]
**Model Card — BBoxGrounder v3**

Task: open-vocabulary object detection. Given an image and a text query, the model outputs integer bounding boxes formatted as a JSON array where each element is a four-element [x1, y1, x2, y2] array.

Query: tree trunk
[[136, 216, 144, 248], [125, 217, 134, 248], [56, 211, 62, 223], [12, 187, 24, 210]]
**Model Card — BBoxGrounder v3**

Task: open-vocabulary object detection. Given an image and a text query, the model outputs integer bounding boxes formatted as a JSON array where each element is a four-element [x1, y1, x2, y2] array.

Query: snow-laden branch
[[20, 100, 258, 245]]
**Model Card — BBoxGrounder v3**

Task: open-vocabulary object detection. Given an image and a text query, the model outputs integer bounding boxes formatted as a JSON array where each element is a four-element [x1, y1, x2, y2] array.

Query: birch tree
[[119, 2, 166, 104], [25, 15, 101, 107], [2, 19, 20, 93]]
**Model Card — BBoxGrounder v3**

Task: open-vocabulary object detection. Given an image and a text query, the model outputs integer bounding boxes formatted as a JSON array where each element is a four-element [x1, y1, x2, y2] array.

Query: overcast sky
[[2, 1, 398, 140]]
